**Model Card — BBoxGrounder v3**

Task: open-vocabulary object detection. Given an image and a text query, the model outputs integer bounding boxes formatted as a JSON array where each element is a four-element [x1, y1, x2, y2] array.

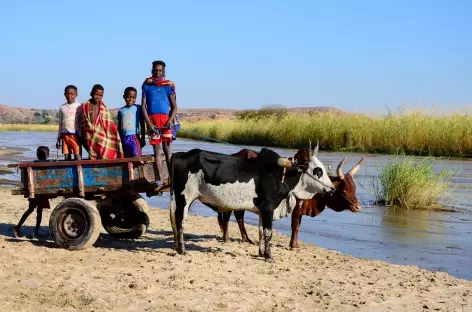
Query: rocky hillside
[[0, 104, 344, 124]]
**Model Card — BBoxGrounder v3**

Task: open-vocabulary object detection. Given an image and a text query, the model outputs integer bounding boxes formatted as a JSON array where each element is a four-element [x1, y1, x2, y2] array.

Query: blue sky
[[1, 0, 470, 113]]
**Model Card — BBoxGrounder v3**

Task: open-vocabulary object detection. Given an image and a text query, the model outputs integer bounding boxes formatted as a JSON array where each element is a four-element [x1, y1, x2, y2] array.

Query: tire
[[100, 195, 150, 239], [49, 198, 102, 250], [133, 194, 150, 214]]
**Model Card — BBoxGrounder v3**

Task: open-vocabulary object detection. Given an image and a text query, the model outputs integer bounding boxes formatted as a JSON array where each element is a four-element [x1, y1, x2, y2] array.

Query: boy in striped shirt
[[57, 85, 82, 160]]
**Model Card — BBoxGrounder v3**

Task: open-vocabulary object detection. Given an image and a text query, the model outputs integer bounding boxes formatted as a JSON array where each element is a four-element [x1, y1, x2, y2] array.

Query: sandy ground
[[0, 188, 471, 312]]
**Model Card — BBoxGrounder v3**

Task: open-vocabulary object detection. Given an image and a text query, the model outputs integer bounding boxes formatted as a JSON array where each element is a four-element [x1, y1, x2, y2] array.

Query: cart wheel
[[49, 198, 101, 250], [133, 194, 150, 214], [100, 195, 150, 239]]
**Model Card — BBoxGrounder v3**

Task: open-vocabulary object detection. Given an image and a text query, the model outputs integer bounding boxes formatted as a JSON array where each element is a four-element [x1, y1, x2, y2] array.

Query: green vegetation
[[0, 166, 14, 175], [0, 123, 57, 132], [178, 106, 472, 158], [370, 154, 454, 210]]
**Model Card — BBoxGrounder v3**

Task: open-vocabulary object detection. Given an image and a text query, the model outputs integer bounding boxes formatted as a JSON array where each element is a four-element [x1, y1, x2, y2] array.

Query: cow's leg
[[217, 212, 224, 233], [290, 207, 303, 249], [234, 210, 253, 244], [221, 211, 231, 242], [258, 215, 265, 257], [262, 211, 275, 263], [174, 196, 188, 255]]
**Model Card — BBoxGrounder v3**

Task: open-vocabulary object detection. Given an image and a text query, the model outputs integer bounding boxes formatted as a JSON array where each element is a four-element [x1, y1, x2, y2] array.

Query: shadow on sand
[[0, 222, 226, 254]]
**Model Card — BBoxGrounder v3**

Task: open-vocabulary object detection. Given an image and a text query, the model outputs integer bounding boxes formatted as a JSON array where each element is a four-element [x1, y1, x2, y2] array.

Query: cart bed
[[9, 154, 169, 199]]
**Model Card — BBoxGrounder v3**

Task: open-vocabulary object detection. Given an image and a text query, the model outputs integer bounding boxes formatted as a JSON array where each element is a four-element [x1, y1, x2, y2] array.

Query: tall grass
[[0, 123, 58, 132], [178, 111, 472, 157], [370, 154, 453, 209]]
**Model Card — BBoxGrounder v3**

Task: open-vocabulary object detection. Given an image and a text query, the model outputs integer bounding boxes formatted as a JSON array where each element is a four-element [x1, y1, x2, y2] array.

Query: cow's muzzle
[[351, 204, 361, 212]]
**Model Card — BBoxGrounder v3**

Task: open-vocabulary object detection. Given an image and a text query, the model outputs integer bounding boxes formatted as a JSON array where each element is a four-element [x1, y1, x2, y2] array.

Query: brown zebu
[[289, 156, 363, 248], [217, 148, 363, 248]]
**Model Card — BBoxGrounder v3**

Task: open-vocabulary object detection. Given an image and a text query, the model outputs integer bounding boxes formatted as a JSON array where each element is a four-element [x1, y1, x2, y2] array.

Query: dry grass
[[178, 110, 472, 157], [0, 123, 57, 132]]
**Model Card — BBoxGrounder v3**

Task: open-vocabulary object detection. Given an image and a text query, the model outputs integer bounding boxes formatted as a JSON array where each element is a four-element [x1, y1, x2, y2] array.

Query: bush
[[236, 105, 288, 121], [370, 154, 453, 209]]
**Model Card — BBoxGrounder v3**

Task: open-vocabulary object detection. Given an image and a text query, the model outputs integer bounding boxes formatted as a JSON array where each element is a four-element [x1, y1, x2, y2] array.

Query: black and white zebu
[[168, 142, 335, 262]]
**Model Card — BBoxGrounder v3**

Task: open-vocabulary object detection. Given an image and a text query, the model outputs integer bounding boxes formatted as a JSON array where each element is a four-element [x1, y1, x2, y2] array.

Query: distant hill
[[0, 104, 344, 124]]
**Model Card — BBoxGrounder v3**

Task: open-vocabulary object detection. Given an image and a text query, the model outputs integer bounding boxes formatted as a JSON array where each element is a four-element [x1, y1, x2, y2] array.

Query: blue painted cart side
[[11, 155, 169, 199]]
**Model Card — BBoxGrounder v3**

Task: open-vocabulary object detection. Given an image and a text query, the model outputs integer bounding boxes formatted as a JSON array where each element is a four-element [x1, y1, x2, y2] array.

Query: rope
[[177, 129, 258, 152], [283, 171, 359, 208]]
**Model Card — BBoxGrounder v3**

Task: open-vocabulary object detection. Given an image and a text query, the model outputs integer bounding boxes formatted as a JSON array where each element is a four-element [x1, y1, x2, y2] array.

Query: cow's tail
[[168, 153, 177, 249]]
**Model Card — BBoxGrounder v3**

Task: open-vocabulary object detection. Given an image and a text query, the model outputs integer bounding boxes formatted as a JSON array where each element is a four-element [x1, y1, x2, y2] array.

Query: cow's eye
[[313, 167, 323, 178]]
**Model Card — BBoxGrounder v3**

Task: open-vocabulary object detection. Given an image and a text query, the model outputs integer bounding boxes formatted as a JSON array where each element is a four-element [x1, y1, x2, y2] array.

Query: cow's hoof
[[265, 257, 275, 263], [243, 238, 255, 245], [177, 247, 185, 255], [290, 244, 300, 250]]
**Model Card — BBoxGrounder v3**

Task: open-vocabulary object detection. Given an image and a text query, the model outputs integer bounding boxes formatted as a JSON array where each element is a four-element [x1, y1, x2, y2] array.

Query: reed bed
[[178, 112, 472, 158], [0, 123, 57, 132]]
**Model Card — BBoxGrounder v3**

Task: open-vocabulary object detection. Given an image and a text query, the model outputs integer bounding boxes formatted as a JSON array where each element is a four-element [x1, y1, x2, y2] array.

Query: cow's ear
[[313, 167, 323, 178]]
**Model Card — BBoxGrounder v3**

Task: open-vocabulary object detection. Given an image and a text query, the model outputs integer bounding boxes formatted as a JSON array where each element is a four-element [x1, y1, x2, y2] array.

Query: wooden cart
[[8, 154, 169, 250]]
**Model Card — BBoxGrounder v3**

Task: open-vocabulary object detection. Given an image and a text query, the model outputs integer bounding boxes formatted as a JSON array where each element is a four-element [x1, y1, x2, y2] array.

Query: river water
[[1, 132, 471, 280]]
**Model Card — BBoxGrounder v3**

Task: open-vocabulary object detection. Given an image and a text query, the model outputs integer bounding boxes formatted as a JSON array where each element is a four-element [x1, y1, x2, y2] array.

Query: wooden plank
[[27, 167, 34, 199], [128, 162, 134, 181], [16, 154, 160, 169], [77, 164, 85, 197]]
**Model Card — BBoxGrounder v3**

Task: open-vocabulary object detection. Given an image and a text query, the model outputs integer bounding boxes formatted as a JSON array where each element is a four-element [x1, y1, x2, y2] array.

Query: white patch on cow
[[258, 216, 264, 256], [272, 192, 297, 220], [181, 169, 258, 218], [291, 155, 335, 200]]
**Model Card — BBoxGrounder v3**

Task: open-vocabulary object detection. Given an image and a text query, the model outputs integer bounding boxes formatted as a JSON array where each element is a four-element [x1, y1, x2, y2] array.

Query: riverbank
[[3, 109, 472, 158], [178, 112, 472, 158], [0, 189, 470, 312]]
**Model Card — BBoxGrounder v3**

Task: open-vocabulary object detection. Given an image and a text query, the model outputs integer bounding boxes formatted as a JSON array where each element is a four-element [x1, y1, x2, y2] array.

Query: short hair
[[152, 60, 166, 68], [123, 86, 137, 97], [91, 84, 104, 94], [36, 146, 50, 160], [64, 85, 77, 93]]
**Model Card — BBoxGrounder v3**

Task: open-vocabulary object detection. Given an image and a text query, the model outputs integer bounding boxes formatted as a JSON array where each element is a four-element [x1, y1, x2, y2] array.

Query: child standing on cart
[[80, 84, 124, 159], [12, 146, 52, 239], [56, 85, 82, 160], [117, 87, 146, 158], [141, 60, 178, 187]]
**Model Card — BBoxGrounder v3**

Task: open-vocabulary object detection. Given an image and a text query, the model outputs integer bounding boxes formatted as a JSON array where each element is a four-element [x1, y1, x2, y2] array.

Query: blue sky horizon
[[1, 0, 470, 114]]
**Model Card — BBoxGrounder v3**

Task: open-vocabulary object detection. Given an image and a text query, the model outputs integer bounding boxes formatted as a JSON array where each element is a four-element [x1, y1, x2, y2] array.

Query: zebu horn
[[347, 157, 365, 176], [277, 158, 292, 168], [337, 157, 347, 180], [313, 139, 319, 157], [309, 139, 313, 157]]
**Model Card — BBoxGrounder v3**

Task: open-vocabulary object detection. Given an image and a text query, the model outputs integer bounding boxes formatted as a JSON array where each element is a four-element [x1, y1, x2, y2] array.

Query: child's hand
[[164, 120, 173, 129]]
